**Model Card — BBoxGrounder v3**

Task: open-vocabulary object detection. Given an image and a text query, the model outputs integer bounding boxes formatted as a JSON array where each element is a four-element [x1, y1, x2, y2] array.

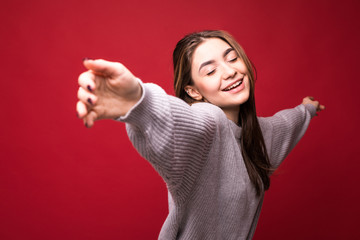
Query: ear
[[184, 85, 203, 101]]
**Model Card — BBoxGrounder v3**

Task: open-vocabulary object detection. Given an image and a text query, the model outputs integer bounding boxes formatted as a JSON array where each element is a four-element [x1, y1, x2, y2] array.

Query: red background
[[1, 0, 359, 239]]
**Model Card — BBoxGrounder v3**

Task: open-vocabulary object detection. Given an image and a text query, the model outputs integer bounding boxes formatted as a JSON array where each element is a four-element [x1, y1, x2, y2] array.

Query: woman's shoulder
[[141, 82, 229, 126], [191, 102, 228, 122]]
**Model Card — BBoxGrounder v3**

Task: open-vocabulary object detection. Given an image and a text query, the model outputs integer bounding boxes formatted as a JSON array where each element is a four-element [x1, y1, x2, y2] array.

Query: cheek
[[245, 78, 251, 90], [197, 78, 219, 95], [244, 79, 252, 98]]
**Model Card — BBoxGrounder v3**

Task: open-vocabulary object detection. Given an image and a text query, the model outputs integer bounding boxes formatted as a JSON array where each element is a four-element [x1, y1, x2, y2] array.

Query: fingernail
[[87, 98, 93, 105], [87, 85, 93, 92], [82, 57, 92, 62]]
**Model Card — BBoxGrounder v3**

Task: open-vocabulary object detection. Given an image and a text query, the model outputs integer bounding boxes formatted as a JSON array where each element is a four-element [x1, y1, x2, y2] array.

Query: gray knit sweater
[[118, 82, 316, 240]]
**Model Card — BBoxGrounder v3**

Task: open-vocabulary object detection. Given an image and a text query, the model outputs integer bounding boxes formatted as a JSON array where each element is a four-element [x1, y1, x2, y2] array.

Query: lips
[[222, 77, 244, 91]]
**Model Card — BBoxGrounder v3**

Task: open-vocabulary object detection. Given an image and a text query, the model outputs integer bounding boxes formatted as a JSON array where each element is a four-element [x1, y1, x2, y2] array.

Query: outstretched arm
[[76, 59, 142, 128], [75, 59, 219, 203], [260, 97, 325, 170]]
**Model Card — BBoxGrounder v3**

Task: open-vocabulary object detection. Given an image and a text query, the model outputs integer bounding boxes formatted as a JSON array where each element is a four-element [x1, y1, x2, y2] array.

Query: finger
[[77, 87, 98, 106], [316, 104, 325, 112], [76, 101, 88, 118], [83, 59, 124, 77], [307, 96, 314, 100], [78, 71, 96, 92], [83, 111, 98, 128]]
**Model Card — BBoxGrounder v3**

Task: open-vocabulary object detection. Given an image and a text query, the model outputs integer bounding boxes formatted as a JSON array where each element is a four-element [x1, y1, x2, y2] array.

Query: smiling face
[[185, 38, 251, 121]]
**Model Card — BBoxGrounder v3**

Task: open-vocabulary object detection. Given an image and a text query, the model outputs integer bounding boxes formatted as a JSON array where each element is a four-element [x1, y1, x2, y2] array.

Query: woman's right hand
[[302, 96, 325, 113], [76, 59, 142, 128]]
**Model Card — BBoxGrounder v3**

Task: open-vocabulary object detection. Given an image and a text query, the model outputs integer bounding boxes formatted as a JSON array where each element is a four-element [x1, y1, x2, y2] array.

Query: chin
[[236, 94, 250, 105]]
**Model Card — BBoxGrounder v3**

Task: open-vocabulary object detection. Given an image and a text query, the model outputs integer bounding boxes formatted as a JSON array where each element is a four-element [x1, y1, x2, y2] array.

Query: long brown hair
[[173, 30, 271, 195]]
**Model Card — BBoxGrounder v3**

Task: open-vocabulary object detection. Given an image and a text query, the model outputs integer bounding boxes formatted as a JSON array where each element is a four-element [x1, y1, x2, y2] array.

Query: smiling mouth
[[222, 78, 243, 91]]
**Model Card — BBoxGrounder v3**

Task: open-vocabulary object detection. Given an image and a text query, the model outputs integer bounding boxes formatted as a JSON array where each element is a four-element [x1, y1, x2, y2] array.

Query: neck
[[222, 105, 240, 124]]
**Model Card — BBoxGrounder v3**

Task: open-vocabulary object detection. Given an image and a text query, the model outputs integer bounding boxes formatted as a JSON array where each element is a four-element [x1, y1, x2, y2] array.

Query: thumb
[[83, 59, 124, 76]]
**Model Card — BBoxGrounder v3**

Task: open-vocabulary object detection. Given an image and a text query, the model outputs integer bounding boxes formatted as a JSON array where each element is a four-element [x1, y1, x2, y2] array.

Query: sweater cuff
[[303, 104, 317, 118], [115, 79, 161, 128]]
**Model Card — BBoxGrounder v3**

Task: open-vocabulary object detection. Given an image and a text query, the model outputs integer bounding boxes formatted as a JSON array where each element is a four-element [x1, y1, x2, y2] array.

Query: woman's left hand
[[302, 96, 325, 113]]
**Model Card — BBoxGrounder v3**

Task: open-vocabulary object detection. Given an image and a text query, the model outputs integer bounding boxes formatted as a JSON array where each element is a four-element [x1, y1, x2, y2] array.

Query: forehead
[[192, 38, 232, 64]]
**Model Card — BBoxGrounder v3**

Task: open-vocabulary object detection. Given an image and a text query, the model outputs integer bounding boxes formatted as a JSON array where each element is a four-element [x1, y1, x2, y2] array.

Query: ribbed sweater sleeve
[[117, 81, 218, 204], [259, 104, 317, 169]]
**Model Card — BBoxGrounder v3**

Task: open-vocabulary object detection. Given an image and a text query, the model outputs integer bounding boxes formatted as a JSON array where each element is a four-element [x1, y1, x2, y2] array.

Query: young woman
[[76, 30, 325, 239]]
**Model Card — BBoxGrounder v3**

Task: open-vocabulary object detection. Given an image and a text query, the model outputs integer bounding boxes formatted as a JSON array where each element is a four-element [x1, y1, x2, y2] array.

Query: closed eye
[[207, 69, 216, 76], [228, 57, 238, 62]]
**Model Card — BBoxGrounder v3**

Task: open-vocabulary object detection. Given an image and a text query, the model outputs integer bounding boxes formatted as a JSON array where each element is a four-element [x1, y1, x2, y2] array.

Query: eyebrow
[[198, 47, 235, 73]]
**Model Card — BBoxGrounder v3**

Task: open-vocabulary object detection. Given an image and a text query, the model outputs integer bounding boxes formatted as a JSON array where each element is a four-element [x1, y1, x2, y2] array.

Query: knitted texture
[[118, 82, 316, 240]]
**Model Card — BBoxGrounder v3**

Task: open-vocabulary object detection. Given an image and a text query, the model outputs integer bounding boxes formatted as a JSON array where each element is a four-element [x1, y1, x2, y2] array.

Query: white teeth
[[224, 80, 242, 91]]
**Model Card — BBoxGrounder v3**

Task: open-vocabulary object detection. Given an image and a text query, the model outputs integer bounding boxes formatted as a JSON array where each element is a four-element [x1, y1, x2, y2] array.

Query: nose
[[221, 63, 236, 80]]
